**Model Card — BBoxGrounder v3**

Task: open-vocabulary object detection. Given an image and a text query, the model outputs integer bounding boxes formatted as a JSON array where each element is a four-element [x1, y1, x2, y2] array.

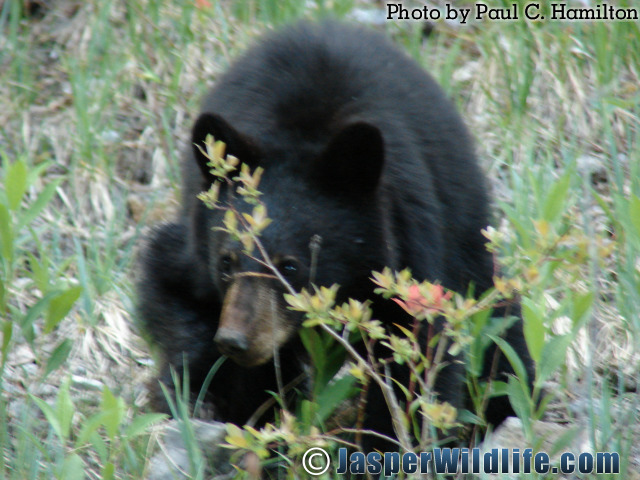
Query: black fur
[[138, 20, 533, 450]]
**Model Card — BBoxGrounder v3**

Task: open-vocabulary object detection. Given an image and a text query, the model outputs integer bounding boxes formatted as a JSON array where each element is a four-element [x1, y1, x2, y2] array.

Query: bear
[[138, 19, 533, 453]]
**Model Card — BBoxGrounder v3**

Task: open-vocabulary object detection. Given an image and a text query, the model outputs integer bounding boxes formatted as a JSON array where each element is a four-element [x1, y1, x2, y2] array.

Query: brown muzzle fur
[[214, 272, 296, 367]]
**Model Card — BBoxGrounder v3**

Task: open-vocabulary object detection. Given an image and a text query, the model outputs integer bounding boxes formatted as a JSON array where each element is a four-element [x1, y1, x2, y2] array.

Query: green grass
[[0, 0, 639, 478]]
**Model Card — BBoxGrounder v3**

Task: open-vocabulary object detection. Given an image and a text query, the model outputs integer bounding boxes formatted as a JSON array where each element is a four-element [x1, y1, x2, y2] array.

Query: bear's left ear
[[312, 122, 384, 196], [192, 113, 261, 181]]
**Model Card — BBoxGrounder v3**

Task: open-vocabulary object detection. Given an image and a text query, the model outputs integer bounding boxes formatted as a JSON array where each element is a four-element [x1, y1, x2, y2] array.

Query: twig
[[272, 295, 285, 401], [308, 234, 322, 285], [335, 428, 403, 449], [318, 323, 413, 452]]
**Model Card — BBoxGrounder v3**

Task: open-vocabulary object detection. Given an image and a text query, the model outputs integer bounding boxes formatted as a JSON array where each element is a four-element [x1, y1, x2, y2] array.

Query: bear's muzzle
[[214, 272, 297, 367]]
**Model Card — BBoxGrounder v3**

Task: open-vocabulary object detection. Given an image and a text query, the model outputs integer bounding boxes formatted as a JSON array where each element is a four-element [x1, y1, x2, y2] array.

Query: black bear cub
[[138, 20, 532, 449]]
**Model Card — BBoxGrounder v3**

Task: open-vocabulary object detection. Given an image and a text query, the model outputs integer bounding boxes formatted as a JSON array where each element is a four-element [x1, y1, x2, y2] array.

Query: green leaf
[[542, 172, 571, 223], [17, 178, 62, 231], [506, 376, 532, 433], [629, 194, 640, 239], [467, 309, 497, 378], [0, 280, 5, 315], [388, 380, 411, 406], [299, 399, 316, 429], [31, 387, 75, 442], [535, 391, 554, 419], [456, 409, 484, 426], [324, 342, 346, 382], [223, 209, 237, 232], [0, 204, 14, 267], [194, 356, 226, 416], [536, 334, 571, 387], [489, 335, 530, 389], [76, 412, 108, 447], [24, 160, 50, 186], [43, 339, 73, 379], [1, 319, 12, 364], [592, 190, 615, 225], [499, 202, 530, 248], [21, 290, 59, 345], [571, 292, 593, 330], [58, 453, 85, 480], [26, 252, 50, 293], [5, 159, 27, 211], [31, 395, 62, 437], [316, 376, 357, 424], [124, 413, 168, 438], [45, 285, 82, 333], [56, 378, 75, 441], [101, 462, 115, 480], [489, 380, 508, 398], [299, 329, 325, 377], [89, 431, 109, 464], [521, 298, 545, 364], [100, 387, 125, 441]]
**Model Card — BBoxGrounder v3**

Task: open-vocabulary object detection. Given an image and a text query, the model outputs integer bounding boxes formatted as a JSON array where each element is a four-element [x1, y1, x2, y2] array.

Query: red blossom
[[393, 284, 452, 316]]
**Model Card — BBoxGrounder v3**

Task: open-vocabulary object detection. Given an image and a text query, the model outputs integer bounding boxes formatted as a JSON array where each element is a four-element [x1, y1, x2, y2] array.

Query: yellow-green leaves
[[45, 285, 83, 334], [199, 134, 240, 179], [5, 158, 28, 211], [242, 204, 271, 234], [31, 377, 75, 442], [235, 164, 264, 203], [420, 401, 458, 433], [198, 137, 270, 255]]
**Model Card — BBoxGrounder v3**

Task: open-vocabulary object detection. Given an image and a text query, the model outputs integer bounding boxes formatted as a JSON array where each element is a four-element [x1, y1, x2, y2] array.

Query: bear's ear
[[192, 113, 260, 181], [313, 122, 384, 197]]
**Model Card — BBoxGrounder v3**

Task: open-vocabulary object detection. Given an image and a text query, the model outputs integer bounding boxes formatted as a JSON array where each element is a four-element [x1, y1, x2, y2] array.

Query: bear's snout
[[215, 272, 297, 368], [214, 328, 249, 358]]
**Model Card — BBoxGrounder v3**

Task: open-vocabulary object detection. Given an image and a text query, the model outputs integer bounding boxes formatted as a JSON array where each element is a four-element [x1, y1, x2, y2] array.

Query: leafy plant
[[195, 136, 548, 477], [30, 379, 166, 480]]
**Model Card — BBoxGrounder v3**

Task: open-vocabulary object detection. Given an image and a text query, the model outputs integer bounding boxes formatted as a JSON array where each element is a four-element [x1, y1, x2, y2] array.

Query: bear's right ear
[[192, 113, 261, 181]]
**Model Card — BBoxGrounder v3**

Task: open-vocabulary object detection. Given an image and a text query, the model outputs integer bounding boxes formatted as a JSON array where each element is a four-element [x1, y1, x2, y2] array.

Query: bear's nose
[[214, 328, 249, 358]]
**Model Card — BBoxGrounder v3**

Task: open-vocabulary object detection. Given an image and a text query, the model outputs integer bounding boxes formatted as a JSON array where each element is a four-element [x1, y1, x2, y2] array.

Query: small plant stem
[[318, 322, 413, 452]]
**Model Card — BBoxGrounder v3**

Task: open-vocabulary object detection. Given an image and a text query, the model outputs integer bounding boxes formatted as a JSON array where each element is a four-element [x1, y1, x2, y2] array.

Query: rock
[[146, 419, 234, 480]]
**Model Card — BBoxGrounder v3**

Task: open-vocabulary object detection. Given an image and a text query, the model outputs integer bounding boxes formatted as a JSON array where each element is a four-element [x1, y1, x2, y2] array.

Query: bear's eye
[[219, 253, 234, 279], [278, 258, 300, 278]]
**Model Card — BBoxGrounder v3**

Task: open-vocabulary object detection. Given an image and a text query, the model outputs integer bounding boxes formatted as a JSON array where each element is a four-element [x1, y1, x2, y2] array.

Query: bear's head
[[189, 112, 392, 367]]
